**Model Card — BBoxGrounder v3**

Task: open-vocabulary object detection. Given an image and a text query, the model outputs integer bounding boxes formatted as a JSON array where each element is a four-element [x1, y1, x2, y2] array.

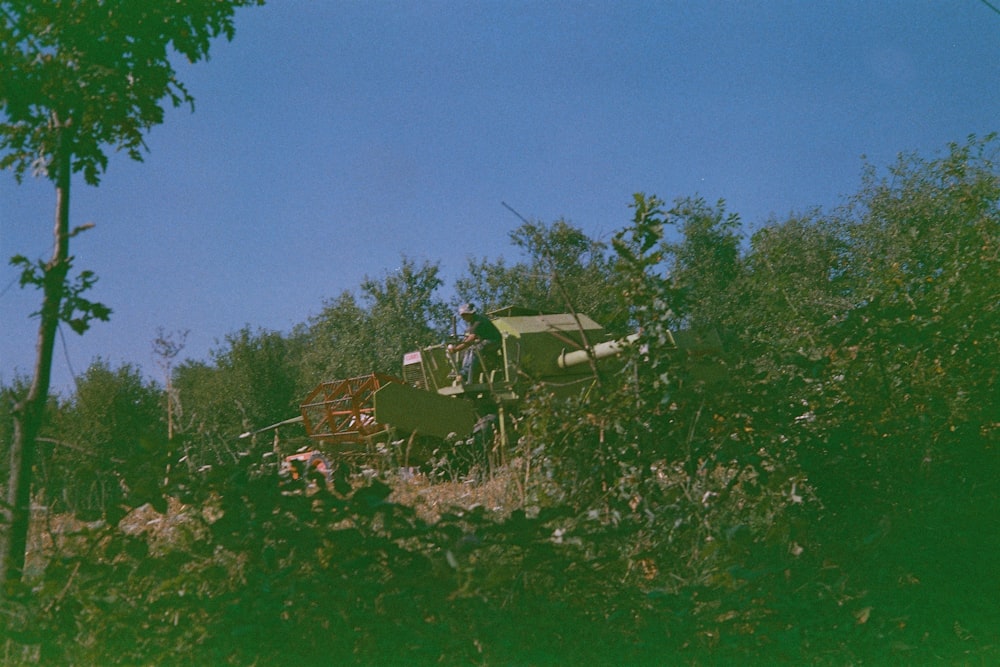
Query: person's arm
[[447, 332, 477, 353]]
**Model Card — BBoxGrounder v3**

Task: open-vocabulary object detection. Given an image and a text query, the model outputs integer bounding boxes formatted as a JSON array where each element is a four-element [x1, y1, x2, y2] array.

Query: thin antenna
[[0, 274, 18, 299], [501, 201, 530, 225], [981, 0, 1000, 16]]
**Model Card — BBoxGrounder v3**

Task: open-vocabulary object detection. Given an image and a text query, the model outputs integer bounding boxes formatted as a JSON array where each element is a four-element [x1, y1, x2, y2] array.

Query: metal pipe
[[557, 333, 640, 369]]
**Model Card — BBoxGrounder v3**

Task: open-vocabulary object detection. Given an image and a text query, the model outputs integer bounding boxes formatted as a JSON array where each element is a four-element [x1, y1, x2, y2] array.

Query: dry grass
[[25, 507, 101, 575], [387, 466, 524, 524], [23, 463, 525, 574], [25, 496, 204, 575]]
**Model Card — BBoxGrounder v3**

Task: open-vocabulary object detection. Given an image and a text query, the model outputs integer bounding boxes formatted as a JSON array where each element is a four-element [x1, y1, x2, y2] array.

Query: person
[[447, 303, 501, 383]]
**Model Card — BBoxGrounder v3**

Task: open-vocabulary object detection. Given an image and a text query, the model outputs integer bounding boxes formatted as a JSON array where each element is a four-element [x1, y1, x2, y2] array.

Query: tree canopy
[[1, 0, 260, 184]]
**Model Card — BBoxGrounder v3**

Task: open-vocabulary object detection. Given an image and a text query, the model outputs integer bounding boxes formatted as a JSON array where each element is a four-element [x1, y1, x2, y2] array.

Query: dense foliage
[[1, 136, 998, 664]]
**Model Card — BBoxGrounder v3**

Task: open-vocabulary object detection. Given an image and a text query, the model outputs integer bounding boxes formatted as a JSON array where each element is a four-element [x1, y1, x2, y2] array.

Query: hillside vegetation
[[1, 137, 998, 664]]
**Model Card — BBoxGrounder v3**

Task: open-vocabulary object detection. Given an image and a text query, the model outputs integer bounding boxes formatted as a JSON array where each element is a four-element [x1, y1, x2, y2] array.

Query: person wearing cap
[[447, 303, 502, 383]]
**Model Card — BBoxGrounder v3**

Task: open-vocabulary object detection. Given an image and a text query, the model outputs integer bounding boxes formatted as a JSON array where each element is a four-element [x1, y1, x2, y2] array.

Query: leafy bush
[[4, 139, 999, 664]]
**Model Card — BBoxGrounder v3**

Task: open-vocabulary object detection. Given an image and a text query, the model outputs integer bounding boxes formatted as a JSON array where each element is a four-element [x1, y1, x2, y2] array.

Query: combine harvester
[[243, 306, 722, 474]]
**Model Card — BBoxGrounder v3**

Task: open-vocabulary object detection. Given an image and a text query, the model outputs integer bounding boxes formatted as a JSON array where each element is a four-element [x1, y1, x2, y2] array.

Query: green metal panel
[[494, 313, 609, 378], [493, 313, 604, 337], [374, 381, 478, 440]]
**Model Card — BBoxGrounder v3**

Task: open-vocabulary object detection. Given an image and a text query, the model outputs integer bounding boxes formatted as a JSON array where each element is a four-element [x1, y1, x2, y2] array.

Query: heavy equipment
[[244, 306, 722, 468]]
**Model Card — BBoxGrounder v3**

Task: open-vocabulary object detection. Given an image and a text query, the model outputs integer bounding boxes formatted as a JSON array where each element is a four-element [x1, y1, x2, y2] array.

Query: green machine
[[374, 308, 629, 441], [287, 307, 720, 450]]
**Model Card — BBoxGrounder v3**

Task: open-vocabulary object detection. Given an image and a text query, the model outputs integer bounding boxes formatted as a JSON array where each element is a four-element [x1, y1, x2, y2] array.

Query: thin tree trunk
[[0, 137, 71, 586]]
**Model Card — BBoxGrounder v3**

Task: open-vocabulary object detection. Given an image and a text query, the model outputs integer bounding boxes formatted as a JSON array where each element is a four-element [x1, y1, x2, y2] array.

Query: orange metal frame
[[299, 373, 403, 444]]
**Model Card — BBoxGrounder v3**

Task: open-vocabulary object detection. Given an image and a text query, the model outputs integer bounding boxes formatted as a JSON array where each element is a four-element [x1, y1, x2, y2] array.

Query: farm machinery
[[245, 306, 721, 474]]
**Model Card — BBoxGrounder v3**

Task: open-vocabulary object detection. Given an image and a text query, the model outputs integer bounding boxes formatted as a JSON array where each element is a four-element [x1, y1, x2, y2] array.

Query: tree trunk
[[0, 140, 72, 587]]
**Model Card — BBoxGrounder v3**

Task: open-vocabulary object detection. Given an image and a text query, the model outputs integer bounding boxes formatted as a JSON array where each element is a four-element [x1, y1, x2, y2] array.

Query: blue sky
[[2, 1, 999, 395]]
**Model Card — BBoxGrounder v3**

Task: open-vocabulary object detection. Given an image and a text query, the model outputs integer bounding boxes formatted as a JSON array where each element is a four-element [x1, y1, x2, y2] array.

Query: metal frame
[[299, 373, 403, 444]]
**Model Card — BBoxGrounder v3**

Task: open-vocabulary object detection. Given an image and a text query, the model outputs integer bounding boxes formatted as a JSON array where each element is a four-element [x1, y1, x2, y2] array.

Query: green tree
[[662, 196, 743, 328], [829, 136, 1000, 490], [0, 0, 260, 584], [736, 213, 848, 348], [295, 257, 450, 388], [514, 194, 805, 604], [361, 257, 451, 375], [457, 219, 623, 332], [174, 327, 299, 452], [42, 359, 164, 521], [293, 291, 372, 390], [717, 212, 851, 453]]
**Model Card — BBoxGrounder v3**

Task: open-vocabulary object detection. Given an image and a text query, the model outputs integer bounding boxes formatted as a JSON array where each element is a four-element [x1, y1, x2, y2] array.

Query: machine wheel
[[305, 453, 332, 485]]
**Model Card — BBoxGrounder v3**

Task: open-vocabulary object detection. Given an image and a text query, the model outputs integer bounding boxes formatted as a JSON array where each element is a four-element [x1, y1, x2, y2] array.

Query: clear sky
[[2, 0, 999, 395]]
